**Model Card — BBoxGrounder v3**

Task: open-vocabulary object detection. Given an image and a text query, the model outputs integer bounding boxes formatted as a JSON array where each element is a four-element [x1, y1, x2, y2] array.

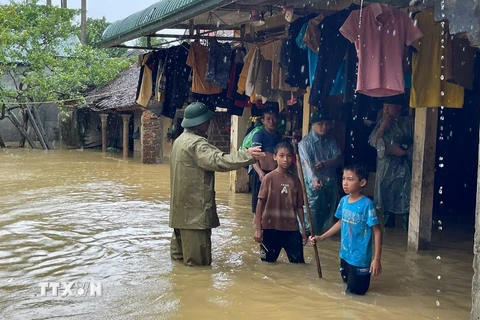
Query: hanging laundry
[[205, 39, 232, 89], [260, 39, 297, 92], [410, 11, 463, 108], [284, 13, 318, 89], [187, 42, 222, 95], [445, 37, 477, 90], [339, 3, 423, 97], [303, 14, 324, 53], [136, 53, 154, 107], [151, 43, 192, 118], [309, 5, 359, 108], [296, 21, 346, 95]]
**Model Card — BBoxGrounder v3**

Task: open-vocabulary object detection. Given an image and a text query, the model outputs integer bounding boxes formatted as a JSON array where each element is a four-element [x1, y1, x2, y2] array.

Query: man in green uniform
[[169, 102, 265, 266]]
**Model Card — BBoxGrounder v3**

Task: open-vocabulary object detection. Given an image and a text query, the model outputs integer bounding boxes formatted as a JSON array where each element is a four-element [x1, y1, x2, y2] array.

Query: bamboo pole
[[31, 106, 53, 149], [294, 143, 323, 278], [25, 107, 47, 149], [6, 108, 36, 148]]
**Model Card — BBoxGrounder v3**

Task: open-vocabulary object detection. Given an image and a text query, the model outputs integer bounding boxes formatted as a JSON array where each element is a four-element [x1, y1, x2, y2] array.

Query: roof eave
[[97, 0, 237, 48]]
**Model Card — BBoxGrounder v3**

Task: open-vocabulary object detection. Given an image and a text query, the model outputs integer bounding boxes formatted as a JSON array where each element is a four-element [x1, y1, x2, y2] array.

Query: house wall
[[209, 112, 231, 153], [0, 72, 60, 144], [141, 110, 163, 164]]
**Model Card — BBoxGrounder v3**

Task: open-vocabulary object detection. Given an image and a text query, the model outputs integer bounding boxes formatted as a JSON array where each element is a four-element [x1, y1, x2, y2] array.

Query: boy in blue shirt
[[309, 164, 382, 295]]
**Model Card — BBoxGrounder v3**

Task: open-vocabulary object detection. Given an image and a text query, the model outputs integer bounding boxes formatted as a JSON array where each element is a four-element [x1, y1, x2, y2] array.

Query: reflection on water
[[0, 148, 472, 319]]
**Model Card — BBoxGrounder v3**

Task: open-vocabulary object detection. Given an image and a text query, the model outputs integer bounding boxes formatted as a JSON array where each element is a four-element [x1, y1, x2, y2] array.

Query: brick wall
[[208, 112, 230, 153], [141, 110, 163, 164]]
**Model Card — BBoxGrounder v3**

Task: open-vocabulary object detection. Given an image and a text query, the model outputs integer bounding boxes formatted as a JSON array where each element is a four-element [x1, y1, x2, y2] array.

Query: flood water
[[0, 148, 473, 319]]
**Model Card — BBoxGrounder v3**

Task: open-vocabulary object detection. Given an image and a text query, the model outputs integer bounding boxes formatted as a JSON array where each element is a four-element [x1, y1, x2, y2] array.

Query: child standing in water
[[310, 164, 382, 295], [254, 142, 307, 263]]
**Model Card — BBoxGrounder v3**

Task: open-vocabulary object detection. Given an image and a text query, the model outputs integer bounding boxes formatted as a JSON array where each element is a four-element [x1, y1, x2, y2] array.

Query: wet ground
[[0, 148, 473, 319]]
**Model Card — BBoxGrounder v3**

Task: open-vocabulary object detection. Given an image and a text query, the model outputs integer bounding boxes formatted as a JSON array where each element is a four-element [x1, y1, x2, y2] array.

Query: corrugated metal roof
[[102, 0, 200, 40], [98, 0, 234, 48]]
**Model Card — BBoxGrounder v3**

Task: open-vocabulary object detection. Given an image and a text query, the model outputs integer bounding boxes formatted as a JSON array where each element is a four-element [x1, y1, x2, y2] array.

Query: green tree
[[80, 16, 127, 58], [0, 0, 130, 148], [134, 36, 166, 48]]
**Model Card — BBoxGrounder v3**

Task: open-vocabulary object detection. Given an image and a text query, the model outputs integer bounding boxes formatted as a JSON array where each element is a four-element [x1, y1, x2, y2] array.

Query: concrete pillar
[[121, 114, 131, 158], [80, 0, 87, 45], [408, 107, 438, 251], [100, 114, 108, 153], [471, 116, 480, 319], [230, 108, 251, 193], [302, 87, 311, 137]]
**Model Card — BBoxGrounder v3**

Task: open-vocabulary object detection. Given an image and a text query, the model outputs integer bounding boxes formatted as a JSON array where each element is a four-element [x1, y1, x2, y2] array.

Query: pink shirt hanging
[[340, 4, 423, 97]]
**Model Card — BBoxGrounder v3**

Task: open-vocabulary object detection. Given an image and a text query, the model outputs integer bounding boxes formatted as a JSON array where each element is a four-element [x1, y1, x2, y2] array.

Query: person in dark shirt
[[251, 108, 283, 213]]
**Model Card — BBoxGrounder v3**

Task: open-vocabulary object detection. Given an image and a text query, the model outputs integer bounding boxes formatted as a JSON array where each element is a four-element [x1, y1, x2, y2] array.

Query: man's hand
[[254, 229, 263, 243], [248, 146, 266, 160], [259, 172, 266, 182], [314, 162, 324, 170], [313, 179, 323, 190], [370, 259, 382, 276]]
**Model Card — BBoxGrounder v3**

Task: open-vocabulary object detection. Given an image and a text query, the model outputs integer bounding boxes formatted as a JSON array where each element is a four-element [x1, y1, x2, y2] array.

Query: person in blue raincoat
[[298, 112, 342, 236], [368, 103, 413, 231]]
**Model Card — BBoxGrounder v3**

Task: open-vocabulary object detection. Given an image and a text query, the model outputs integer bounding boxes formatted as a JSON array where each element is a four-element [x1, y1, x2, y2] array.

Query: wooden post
[[408, 107, 438, 251], [46, 0, 52, 5], [31, 106, 53, 149], [302, 87, 311, 137], [189, 19, 194, 36], [25, 107, 47, 149], [100, 114, 108, 152], [121, 114, 131, 158], [230, 108, 251, 193], [0, 133, 5, 148], [471, 114, 480, 319], [6, 108, 36, 149], [80, 0, 87, 45], [61, 0, 67, 8]]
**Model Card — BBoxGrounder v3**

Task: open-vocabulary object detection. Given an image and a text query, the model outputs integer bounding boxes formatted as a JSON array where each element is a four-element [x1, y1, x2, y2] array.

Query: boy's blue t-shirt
[[252, 128, 282, 154], [334, 195, 379, 268]]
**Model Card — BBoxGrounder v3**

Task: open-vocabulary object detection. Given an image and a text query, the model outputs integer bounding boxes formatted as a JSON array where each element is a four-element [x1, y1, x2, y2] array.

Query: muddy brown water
[[0, 149, 472, 319]]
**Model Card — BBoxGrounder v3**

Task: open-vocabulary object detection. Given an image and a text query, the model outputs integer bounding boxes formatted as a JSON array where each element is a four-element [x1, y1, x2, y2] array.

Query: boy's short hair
[[343, 164, 368, 181], [274, 142, 293, 155]]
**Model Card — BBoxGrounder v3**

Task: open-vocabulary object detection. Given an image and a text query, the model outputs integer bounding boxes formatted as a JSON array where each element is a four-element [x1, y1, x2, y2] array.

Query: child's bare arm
[[254, 199, 265, 243], [310, 220, 341, 244], [297, 208, 307, 244], [370, 224, 383, 276], [296, 208, 306, 232]]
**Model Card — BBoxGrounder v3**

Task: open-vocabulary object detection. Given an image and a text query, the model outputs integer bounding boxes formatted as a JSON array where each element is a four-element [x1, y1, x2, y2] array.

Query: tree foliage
[[0, 0, 130, 110], [80, 16, 127, 58], [134, 37, 166, 48]]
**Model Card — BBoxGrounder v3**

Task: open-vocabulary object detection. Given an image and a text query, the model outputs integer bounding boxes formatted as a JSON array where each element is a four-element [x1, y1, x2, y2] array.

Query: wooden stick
[[31, 106, 53, 149], [6, 108, 36, 149], [26, 106, 47, 149], [294, 143, 323, 278]]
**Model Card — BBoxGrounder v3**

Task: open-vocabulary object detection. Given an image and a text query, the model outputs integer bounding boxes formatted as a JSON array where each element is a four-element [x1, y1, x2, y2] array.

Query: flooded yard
[[0, 148, 472, 319]]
